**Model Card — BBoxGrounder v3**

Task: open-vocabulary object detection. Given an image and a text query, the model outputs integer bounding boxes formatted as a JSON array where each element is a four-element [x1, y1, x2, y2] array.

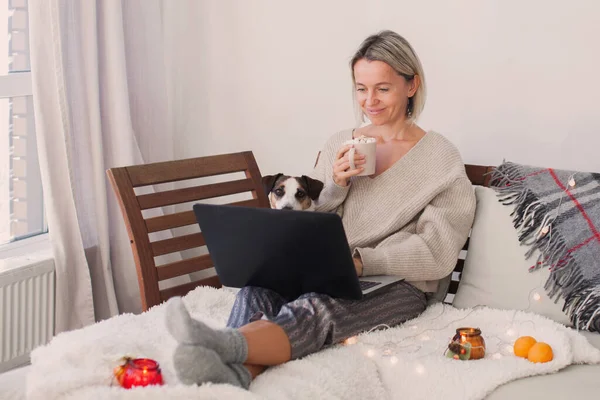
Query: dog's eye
[[274, 188, 284, 197], [296, 190, 306, 199]]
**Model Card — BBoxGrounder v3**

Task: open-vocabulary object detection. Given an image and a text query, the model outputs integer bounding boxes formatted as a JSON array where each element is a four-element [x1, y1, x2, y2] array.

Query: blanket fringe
[[490, 164, 599, 332], [563, 280, 600, 331]]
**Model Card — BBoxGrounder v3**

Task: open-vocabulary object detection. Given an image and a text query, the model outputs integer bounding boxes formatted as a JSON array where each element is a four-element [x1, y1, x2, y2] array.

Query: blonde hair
[[350, 30, 427, 125]]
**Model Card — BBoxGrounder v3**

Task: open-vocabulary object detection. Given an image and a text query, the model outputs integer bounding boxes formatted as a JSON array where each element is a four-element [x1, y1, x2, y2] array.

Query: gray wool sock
[[165, 296, 248, 364], [173, 344, 251, 389], [229, 363, 253, 389]]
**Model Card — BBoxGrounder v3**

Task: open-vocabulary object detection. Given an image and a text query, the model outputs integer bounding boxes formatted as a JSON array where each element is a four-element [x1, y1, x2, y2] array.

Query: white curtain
[[28, 0, 174, 333]]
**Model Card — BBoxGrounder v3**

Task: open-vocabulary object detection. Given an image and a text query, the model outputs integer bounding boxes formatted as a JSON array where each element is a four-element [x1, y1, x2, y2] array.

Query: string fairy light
[[415, 364, 426, 375], [352, 300, 548, 362], [344, 336, 358, 345], [341, 172, 579, 364], [419, 334, 430, 341], [498, 171, 578, 337]]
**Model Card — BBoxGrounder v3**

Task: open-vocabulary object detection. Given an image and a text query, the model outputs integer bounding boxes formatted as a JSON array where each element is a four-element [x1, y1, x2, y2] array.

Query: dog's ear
[[301, 175, 324, 200], [261, 174, 283, 196]]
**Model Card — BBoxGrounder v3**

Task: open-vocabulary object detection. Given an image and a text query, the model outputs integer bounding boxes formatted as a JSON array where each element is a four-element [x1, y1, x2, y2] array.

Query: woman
[[165, 30, 476, 389]]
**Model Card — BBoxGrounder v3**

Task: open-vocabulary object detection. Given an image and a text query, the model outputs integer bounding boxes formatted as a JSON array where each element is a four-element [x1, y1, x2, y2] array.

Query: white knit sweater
[[310, 129, 476, 293]]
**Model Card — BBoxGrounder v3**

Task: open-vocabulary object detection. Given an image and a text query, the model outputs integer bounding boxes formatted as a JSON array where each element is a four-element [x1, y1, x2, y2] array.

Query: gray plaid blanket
[[491, 161, 600, 332]]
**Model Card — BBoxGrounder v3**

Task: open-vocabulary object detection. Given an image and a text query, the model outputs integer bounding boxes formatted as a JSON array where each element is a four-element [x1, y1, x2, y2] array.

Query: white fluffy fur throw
[[27, 287, 600, 400]]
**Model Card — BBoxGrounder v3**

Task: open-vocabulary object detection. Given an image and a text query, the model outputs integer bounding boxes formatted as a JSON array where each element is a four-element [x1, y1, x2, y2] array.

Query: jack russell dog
[[262, 174, 324, 211]]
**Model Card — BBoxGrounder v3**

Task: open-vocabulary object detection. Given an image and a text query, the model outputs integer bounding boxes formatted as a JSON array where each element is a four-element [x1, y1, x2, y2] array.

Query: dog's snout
[[282, 206, 293, 210]]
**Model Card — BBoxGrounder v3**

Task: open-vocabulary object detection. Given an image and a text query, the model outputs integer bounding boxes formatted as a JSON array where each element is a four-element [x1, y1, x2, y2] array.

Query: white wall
[[164, 0, 600, 176]]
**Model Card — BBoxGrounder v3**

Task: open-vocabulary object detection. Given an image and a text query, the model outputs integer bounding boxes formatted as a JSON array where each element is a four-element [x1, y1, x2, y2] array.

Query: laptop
[[192, 203, 404, 300]]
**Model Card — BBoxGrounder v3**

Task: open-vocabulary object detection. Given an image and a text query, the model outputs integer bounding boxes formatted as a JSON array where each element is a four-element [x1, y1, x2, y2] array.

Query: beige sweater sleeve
[[309, 135, 350, 213], [356, 176, 475, 281]]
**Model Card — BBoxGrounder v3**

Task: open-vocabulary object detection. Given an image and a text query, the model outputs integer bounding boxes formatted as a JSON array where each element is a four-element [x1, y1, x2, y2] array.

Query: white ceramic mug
[[348, 142, 376, 176]]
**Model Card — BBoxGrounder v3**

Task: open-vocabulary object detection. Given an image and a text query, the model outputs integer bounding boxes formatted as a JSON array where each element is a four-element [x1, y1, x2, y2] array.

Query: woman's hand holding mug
[[333, 136, 378, 186], [333, 144, 365, 187]]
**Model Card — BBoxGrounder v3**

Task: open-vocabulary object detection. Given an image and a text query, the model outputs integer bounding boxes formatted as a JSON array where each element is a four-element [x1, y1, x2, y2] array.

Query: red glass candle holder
[[114, 358, 164, 389]]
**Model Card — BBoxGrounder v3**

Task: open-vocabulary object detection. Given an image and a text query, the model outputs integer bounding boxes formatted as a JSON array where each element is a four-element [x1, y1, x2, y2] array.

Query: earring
[[406, 97, 413, 118]]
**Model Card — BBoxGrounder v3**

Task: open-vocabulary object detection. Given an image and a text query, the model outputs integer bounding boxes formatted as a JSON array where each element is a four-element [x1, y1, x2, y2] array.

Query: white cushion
[[453, 186, 571, 326]]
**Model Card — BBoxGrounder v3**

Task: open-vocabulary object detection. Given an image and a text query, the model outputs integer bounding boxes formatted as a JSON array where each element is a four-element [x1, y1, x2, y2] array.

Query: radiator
[[0, 253, 55, 373]]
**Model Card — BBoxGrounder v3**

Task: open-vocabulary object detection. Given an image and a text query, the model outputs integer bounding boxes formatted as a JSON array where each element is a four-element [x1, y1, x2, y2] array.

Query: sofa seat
[[487, 331, 600, 399], [2, 329, 598, 400]]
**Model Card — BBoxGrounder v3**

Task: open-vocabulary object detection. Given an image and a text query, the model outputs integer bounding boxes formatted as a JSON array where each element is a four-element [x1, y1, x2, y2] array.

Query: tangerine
[[513, 336, 537, 358], [527, 342, 553, 363]]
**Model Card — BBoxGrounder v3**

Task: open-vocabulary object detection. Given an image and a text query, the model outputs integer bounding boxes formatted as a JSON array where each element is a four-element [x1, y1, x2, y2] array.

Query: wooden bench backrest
[[107, 151, 269, 311], [108, 151, 494, 311]]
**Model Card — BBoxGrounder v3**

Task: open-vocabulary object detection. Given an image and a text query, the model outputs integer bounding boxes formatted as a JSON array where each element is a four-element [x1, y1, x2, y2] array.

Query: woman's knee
[[234, 286, 271, 306], [235, 286, 258, 300], [231, 286, 285, 322], [236, 285, 277, 300]]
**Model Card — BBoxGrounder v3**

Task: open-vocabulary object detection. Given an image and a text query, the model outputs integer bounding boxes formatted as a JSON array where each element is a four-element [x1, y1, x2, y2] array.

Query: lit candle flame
[[344, 336, 358, 345]]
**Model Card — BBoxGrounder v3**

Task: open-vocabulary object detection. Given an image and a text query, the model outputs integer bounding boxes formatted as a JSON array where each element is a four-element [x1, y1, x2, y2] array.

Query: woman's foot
[[173, 344, 251, 388], [165, 296, 248, 364]]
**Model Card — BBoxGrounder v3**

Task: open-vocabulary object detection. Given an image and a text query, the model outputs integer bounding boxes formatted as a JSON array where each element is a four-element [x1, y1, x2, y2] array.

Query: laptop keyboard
[[359, 280, 381, 291]]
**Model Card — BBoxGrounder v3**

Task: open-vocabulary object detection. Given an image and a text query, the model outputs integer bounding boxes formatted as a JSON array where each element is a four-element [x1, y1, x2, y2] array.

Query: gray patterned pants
[[226, 282, 427, 359]]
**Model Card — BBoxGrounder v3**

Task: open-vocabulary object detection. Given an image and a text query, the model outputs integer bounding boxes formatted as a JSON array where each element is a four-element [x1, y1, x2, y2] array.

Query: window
[[0, 0, 46, 246]]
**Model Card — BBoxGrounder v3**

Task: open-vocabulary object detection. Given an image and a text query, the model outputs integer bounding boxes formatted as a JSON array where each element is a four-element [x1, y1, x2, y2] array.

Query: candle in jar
[[114, 358, 164, 389], [455, 327, 486, 360]]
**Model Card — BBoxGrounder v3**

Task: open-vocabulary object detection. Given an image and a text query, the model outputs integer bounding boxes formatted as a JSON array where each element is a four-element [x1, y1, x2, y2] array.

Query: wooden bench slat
[[465, 165, 489, 186], [465, 165, 495, 187], [157, 254, 213, 281], [127, 153, 251, 187], [145, 199, 262, 233], [137, 178, 255, 210], [160, 275, 221, 301], [146, 211, 197, 233], [151, 233, 206, 257]]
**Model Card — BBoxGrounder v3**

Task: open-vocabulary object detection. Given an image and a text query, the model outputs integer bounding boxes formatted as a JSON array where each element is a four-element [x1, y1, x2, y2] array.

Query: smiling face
[[353, 59, 417, 126]]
